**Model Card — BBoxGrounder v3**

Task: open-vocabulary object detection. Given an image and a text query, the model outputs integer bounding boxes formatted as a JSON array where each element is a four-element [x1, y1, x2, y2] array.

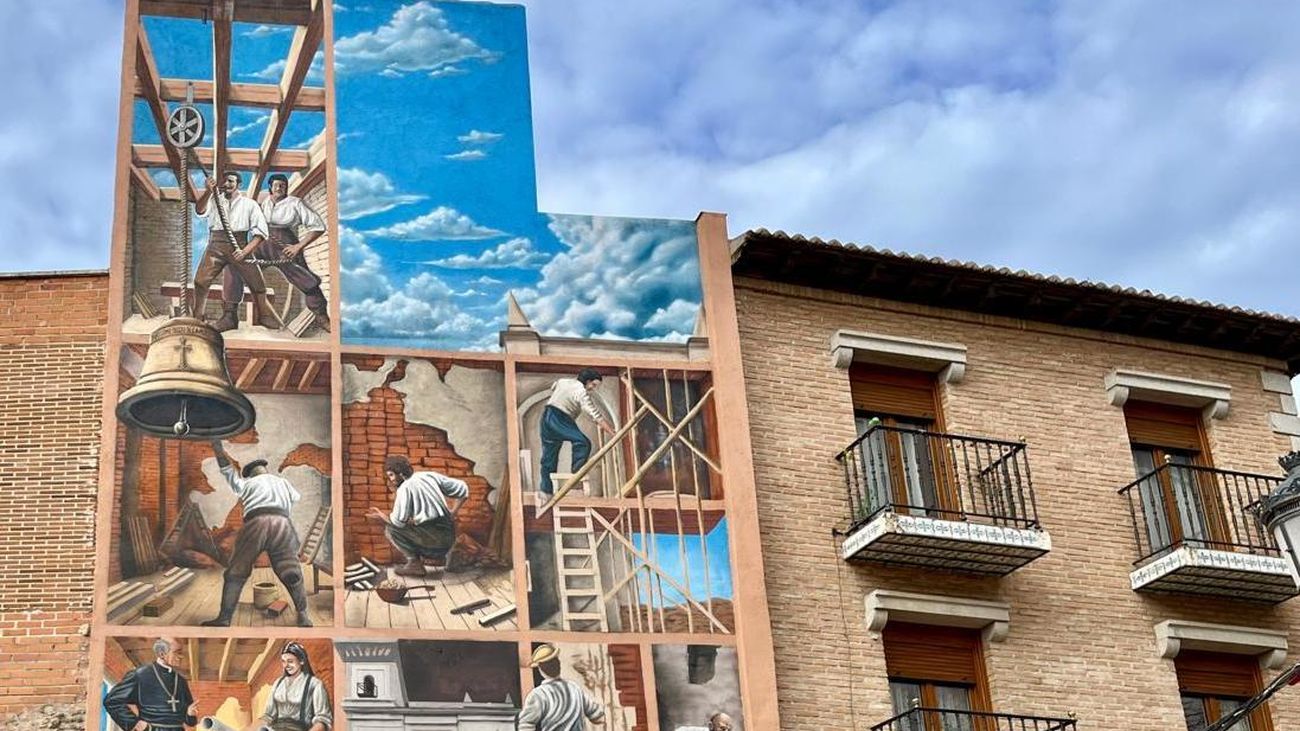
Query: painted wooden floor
[[125, 564, 334, 627], [344, 566, 517, 631]]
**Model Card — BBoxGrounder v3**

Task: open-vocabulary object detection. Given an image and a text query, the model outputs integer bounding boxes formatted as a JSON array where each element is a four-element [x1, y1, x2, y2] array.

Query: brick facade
[[0, 273, 107, 719], [734, 276, 1299, 731]]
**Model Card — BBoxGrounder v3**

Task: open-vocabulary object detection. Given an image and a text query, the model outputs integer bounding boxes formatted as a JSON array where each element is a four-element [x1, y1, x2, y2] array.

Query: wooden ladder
[[299, 503, 332, 564], [553, 505, 609, 631]]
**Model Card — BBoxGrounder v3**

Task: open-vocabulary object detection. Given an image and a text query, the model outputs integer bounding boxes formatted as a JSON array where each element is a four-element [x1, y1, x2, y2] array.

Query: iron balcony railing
[[836, 424, 1039, 532], [1118, 463, 1282, 564], [870, 707, 1077, 731]]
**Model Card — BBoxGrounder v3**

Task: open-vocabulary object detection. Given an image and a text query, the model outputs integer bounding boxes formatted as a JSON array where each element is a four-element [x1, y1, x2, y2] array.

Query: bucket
[[252, 581, 279, 610]]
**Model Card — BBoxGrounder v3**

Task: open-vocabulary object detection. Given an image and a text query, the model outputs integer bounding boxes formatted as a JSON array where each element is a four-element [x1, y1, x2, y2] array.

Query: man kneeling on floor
[[366, 455, 468, 577], [204, 439, 313, 627]]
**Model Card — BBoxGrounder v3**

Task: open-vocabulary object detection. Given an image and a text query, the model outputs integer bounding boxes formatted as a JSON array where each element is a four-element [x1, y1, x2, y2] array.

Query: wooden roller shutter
[[850, 364, 939, 421], [1175, 652, 1259, 697], [883, 623, 983, 684], [1123, 401, 1205, 452]]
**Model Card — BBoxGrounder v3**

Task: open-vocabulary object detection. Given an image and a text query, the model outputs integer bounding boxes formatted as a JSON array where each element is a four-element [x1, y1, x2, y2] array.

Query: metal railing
[[837, 425, 1038, 532], [1118, 463, 1282, 564], [870, 707, 1077, 731]]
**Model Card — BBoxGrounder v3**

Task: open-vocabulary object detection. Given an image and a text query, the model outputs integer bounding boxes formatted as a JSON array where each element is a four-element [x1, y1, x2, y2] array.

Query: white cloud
[[336, 167, 425, 221], [248, 50, 324, 83], [249, 59, 286, 80], [458, 129, 504, 145], [427, 237, 547, 269], [428, 65, 468, 79], [243, 24, 291, 38], [519, 215, 701, 340], [365, 206, 503, 240], [338, 227, 393, 303], [334, 1, 497, 78], [226, 113, 270, 138], [444, 149, 487, 161]]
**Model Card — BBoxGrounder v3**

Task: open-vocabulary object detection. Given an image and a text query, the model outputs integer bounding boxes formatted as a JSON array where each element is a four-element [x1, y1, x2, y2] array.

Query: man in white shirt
[[222, 173, 331, 332], [539, 368, 615, 495], [517, 643, 605, 731], [192, 171, 284, 332], [202, 439, 312, 627], [366, 455, 469, 577]]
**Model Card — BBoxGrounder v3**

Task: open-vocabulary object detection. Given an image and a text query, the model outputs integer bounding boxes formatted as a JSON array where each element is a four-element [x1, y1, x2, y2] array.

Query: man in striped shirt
[[366, 455, 469, 578], [517, 643, 605, 731], [539, 368, 615, 496]]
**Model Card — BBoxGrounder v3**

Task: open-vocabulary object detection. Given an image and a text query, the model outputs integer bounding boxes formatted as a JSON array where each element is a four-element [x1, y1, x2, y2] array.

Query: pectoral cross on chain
[[166, 697, 180, 712]]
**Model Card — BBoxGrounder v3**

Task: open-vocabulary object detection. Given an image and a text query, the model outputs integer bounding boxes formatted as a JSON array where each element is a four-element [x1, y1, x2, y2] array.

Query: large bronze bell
[[116, 317, 255, 440]]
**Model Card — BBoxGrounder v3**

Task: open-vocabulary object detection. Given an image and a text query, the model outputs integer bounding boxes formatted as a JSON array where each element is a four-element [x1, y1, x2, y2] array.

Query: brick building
[[731, 229, 1300, 731]]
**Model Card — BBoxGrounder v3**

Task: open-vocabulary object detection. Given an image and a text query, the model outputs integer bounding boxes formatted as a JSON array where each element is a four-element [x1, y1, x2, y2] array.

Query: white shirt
[[221, 464, 301, 513], [517, 678, 605, 731], [263, 194, 326, 232], [262, 672, 332, 729], [547, 378, 606, 424], [389, 471, 469, 525], [201, 192, 269, 239]]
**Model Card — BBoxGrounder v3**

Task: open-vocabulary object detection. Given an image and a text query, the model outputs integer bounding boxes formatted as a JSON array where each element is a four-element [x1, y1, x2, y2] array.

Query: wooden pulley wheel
[[166, 104, 204, 149]]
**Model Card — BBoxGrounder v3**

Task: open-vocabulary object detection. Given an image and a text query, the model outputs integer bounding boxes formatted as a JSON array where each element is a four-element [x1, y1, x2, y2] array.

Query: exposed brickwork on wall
[[0, 274, 106, 721], [301, 181, 331, 303], [608, 644, 649, 731], [735, 277, 1300, 731], [126, 184, 185, 317], [344, 358, 497, 564]]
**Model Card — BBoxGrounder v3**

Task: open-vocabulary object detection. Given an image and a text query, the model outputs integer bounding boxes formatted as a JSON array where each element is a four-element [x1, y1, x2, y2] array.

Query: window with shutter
[[883, 622, 991, 721], [850, 364, 940, 423], [1124, 401, 1226, 552], [1175, 651, 1271, 731]]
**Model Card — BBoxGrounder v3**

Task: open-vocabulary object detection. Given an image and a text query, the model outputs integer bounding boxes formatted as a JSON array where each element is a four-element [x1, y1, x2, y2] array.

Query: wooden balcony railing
[[837, 425, 1039, 531], [870, 707, 1077, 731], [1118, 463, 1282, 563]]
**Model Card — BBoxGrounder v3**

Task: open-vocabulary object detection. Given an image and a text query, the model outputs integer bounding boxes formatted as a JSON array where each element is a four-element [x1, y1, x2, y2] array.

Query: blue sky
[[3, 0, 1300, 329]]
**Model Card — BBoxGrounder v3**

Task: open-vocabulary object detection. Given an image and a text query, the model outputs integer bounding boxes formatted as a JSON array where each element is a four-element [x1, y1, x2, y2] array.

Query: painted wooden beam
[[140, 0, 313, 26], [138, 78, 326, 112], [129, 166, 162, 201], [249, 0, 324, 195], [211, 1, 233, 177], [217, 638, 234, 682], [133, 145, 310, 172], [246, 638, 278, 684], [135, 26, 188, 195]]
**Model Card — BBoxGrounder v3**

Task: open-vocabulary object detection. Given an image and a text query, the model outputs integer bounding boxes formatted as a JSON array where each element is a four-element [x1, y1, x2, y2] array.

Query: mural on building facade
[[122, 8, 332, 341], [109, 345, 334, 628], [341, 355, 515, 630], [334, 2, 703, 351], [101, 636, 334, 731], [96, 2, 762, 729]]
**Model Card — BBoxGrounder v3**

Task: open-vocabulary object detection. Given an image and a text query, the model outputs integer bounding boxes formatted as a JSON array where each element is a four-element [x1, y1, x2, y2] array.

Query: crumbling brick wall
[[0, 272, 107, 719]]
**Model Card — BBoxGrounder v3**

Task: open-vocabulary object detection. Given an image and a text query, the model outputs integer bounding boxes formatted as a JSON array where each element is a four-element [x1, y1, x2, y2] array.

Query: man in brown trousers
[[203, 439, 312, 627], [192, 171, 284, 332]]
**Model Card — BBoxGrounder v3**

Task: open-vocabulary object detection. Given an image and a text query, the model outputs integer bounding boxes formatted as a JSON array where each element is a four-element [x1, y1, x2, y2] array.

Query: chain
[[179, 150, 191, 316]]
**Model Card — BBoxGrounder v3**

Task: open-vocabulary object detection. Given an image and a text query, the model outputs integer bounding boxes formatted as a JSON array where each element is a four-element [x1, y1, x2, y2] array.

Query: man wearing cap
[[517, 643, 606, 731], [202, 439, 312, 627], [103, 636, 200, 730]]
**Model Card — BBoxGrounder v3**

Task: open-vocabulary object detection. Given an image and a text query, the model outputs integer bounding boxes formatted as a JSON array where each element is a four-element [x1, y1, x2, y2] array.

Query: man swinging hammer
[[203, 439, 312, 627]]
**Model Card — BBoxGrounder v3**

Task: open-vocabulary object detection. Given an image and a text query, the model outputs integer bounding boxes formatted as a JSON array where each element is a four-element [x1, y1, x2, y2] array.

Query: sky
[[3, 0, 1300, 325]]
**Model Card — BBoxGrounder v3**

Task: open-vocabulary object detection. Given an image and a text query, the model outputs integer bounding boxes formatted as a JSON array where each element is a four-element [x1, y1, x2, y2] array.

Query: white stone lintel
[[865, 589, 1011, 643], [1155, 619, 1289, 670], [1262, 370, 1295, 395], [830, 330, 967, 383], [1104, 368, 1231, 420]]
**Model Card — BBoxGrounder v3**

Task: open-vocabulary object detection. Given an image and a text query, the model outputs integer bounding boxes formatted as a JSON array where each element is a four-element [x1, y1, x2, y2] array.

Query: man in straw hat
[[202, 439, 313, 627], [517, 643, 606, 731]]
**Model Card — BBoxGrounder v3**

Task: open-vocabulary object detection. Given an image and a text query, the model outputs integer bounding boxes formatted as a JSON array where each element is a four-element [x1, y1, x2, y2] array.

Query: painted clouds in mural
[[335, 2, 703, 350]]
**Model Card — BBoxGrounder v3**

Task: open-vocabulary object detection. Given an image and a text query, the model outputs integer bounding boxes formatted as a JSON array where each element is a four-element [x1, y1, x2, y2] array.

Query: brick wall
[[734, 277, 1300, 731], [343, 358, 497, 564], [126, 184, 186, 317], [0, 273, 107, 719]]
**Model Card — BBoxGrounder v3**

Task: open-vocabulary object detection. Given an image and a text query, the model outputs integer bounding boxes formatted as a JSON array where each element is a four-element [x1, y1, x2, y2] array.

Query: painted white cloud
[[243, 24, 291, 38], [334, 1, 497, 78], [428, 65, 467, 79], [458, 130, 504, 145], [339, 227, 393, 303], [226, 113, 270, 138], [336, 167, 425, 221], [365, 206, 503, 240], [248, 50, 324, 83], [516, 215, 701, 341], [445, 149, 487, 161], [426, 237, 547, 269]]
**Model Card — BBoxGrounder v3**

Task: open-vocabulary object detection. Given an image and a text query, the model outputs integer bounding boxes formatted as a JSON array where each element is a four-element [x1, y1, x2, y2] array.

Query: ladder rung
[[564, 612, 604, 620]]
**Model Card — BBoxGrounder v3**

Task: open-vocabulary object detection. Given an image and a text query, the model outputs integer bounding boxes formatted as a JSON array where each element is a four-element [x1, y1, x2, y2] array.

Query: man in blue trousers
[[539, 368, 614, 496]]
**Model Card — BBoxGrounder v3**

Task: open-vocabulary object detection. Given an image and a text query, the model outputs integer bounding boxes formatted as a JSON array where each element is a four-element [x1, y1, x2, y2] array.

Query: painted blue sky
[[4, 0, 1300, 348], [632, 518, 734, 603], [335, 2, 703, 350]]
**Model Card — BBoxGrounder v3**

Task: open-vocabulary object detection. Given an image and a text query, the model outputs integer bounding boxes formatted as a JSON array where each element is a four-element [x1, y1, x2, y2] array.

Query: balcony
[[871, 708, 1077, 731], [836, 425, 1051, 574], [1120, 464, 1298, 603]]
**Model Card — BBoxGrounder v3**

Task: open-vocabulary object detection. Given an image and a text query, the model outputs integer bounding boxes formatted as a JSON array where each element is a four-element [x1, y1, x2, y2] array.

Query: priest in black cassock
[[104, 637, 200, 730]]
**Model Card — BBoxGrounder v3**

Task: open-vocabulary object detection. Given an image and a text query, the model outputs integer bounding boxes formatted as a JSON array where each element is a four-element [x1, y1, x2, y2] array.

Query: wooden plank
[[141, 78, 326, 111], [129, 165, 162, 201], [249, 0, 324, 194], [272, 358, 294, 391], [132, 144, 310, 172], [188, 638, 199, 680], [141, 0, 314, 25], [479, 604, 517, 627], [217, 638, 234, 682], [246, 639, 277, 684], [210, 1, 233, 177], [236, 357, 267, 390], [297, 359, 322, 392]]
